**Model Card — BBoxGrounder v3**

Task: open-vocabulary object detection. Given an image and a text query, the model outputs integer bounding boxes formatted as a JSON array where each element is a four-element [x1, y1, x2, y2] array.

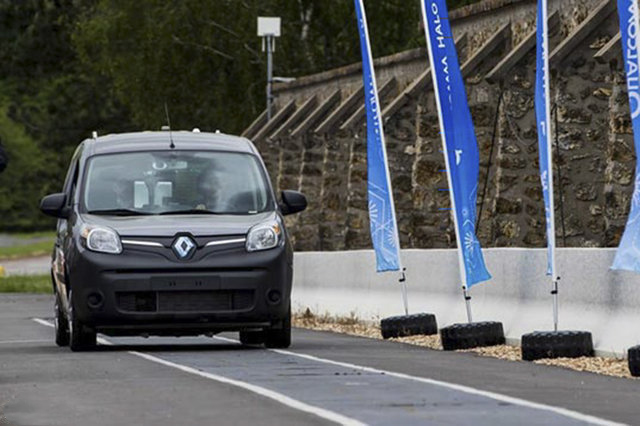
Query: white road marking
[[214, 336, 626, 426], [33, 317, 626, 425], [32, 319, 365, 426], [0, 339, 49, 344], [129, 350, 366, 426], [32, 318, 55, 328]]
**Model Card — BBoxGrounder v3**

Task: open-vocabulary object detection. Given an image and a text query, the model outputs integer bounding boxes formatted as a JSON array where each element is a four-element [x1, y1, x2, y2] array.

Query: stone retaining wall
[[247, 0, 633, 252]]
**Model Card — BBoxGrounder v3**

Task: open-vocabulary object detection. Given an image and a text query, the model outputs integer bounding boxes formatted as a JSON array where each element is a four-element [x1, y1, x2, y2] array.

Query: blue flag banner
[[535, 0, 557, 277], [613, 0, 640, 272], [420, 0, 491, 288], [355, 0, 402, 273]]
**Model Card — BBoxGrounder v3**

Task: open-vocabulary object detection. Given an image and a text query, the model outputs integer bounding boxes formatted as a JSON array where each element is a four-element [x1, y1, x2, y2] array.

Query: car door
[[53, 146, 83, 309]]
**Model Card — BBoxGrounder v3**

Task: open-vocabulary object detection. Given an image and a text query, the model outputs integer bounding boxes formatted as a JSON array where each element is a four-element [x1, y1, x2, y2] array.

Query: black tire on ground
[[440, 321, 505, 351], [380, 313, 438, 339], [264, 304, 291, 349], [54, 292, 69, 347], [629, 345, 640, 377], [521, 331, 594, 361], [68, 291, 97, 352], [239, 331, 265, 345]]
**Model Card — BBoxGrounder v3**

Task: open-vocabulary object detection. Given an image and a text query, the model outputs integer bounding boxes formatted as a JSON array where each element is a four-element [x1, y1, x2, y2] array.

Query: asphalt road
[[0, 235, 52, 249], [1, 255, 50, 276], [1, 294, 638, 426]]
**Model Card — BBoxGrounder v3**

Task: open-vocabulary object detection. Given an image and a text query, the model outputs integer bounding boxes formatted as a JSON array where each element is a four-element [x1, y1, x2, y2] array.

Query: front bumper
[[67, 239, 292, 336]]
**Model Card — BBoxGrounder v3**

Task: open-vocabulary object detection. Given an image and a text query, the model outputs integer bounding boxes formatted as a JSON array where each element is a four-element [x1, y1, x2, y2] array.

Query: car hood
[[81, 211, 276, 237]]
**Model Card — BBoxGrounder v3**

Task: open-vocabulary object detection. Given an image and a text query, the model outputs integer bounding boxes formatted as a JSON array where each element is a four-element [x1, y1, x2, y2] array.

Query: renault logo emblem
[[173, 236, 196, 259]]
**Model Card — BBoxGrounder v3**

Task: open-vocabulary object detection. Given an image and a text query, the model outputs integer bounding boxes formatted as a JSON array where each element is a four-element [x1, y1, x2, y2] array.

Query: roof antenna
[[164, 102, 175, 149]]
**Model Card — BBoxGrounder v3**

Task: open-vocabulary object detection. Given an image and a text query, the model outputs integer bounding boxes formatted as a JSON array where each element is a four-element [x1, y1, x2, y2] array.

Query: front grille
[[113, 268, 261, 275], [117, 292, 156, 312], [116, 290, 254, 313]]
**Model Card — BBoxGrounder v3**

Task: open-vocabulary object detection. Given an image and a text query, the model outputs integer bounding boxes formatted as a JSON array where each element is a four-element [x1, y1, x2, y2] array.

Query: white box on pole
[[257, 17, 281, 37]]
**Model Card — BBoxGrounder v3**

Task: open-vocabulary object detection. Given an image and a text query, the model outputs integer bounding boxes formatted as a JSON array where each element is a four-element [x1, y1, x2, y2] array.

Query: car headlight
[[246, 220, 282, 252], [81, 225, 122, 254]]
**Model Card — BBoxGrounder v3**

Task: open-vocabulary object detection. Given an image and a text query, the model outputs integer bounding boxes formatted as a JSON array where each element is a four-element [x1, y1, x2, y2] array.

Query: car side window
[[62, 146, 83, 206], [67, 161, 80, 206], [61, 161, 76, 194]]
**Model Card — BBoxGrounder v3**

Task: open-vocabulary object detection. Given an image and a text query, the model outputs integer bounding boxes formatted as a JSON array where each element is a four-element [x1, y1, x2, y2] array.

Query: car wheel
[[68, 291, 97, 352], [264, 304, 291, 349], [54, 292, 69, 347], [239, 330, 265, 345]]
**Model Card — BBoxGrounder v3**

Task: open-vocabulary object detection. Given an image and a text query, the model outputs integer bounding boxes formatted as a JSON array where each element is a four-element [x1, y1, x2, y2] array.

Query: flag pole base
[[440, 321, 505, 351], [381, 313, 438, 339], [380, 269, 438, 339], [400, 269, 409, 316], [628, 346, 640, 377], [521, 331, 593, 361]]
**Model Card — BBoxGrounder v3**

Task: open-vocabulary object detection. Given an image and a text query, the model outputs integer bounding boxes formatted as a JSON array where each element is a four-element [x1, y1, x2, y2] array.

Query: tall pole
[[540, 0, 558, 332], [421, 0, 472, 324], [266, 35, 274, 121], [258, 17, 281, 121], [356, 0, 407, 315]]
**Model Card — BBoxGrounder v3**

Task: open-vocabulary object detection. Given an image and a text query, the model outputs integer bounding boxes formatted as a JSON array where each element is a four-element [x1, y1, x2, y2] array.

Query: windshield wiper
[[87, 209, 155, 216], [159, 209, 226, 215]]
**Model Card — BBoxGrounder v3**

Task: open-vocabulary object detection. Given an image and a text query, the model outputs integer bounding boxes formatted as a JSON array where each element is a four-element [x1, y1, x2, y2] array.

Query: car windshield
[[83, 151, 272, 215]]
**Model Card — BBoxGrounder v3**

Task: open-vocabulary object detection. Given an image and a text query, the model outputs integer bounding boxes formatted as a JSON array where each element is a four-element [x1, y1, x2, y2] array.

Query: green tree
[[72, 0, 445, 134], [0, 0, 482, 230], [0, 0, 133, 230]]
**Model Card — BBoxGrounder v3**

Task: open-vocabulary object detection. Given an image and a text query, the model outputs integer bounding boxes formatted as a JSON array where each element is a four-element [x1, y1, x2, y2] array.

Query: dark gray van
[[40, 131, 306, 351]]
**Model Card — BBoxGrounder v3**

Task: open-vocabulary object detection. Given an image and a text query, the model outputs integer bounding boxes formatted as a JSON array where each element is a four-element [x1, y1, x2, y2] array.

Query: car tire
[[521, 331, 594, 361], [440, 321, 505, 351], [239, 331, 265, 345], [68, 291, 97, 352], [380, 313, 438, 339], [54, 291, 69, 347], [264, 305, 291, 349]]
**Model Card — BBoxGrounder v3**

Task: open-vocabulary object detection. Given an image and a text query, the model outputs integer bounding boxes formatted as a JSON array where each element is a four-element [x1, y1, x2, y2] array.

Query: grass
[[0, 240, 54, 260], [12, 231, 56, 240], [0, 275, 52, 294], [0, 231, 55, 260]]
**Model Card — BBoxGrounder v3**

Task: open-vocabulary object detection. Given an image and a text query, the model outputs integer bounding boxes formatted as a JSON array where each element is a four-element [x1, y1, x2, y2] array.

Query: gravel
[[534, 357, 632, 379], [293, 310, 381, 339]]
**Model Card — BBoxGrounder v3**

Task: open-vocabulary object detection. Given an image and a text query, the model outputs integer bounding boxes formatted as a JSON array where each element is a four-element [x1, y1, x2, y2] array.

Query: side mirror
[[280, 190, 307, 216], [40, 193, 69, 218]]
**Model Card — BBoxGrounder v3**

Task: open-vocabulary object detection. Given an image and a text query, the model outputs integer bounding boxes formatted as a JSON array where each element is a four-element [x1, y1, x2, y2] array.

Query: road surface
[[1, 255, 49, 276], [0, 294, 637, 425]]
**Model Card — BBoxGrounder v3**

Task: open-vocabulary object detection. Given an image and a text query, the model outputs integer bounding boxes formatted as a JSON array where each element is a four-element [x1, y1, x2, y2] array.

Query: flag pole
[[400, 270, 409, 316], [521, 0, 595, 360], [356, 0, 408, 315], [420, 0, 472, 324], [540, 0, 559, 331]]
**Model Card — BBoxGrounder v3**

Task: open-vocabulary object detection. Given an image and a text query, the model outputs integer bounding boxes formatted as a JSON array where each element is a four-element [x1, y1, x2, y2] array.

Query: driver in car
[[195, 167, 230, 212], [113, 179, 134, 209]]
